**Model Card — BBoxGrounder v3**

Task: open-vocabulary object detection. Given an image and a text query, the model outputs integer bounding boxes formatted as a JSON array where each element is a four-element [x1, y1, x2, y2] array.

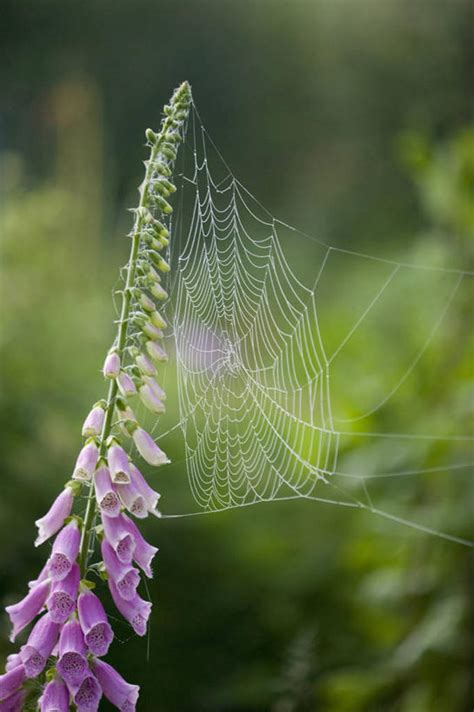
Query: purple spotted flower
[[77, 590, 114, 657], [0, 665, 25, 702], [19, 613, 59, 678], [107, 443, 131, 484], [132, 427, 169, 466], [116, 479, 147, 519], [48, 520, 81, 581], [73, 441, 99, 482], [5, 656, 22, 673], [39, 677, 70, 712], [102, 513, 136, 564], [101, 540, 140, 601], [1, 691, 25, 711], [129, 464, 161, 513], [5, 578, 51, 642], [0, 689, 26, 711], [57, 619, 88, 685], [1, 84, 192, 710], [68, 669, 102, 712], [93, 658, 139, 711], [35, 486, 75, 547], [47, 563, 80, 624], [122, 516, 158, 578], [94, 465, 121, 517], [108, 579, 152, 637], [82, 404, 105, 438]]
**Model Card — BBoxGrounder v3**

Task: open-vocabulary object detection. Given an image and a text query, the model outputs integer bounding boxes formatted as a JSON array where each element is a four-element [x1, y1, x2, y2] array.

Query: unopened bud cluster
[[0, 81, 191, 711]]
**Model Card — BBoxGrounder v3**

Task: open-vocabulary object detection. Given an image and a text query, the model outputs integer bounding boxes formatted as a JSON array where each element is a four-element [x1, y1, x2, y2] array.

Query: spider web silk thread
[[144, 101, 473, 547]]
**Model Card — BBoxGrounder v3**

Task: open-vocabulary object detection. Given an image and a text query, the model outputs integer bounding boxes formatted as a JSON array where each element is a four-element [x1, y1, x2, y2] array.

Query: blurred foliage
[[0, 1, 473, 711]]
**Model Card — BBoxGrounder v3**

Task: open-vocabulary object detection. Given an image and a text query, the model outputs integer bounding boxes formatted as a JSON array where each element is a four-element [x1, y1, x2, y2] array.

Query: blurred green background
[[0, 1, 473, 710]]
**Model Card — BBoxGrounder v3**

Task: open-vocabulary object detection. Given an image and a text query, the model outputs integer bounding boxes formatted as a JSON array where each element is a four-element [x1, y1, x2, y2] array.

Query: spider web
[[144, 102, 473, 546]]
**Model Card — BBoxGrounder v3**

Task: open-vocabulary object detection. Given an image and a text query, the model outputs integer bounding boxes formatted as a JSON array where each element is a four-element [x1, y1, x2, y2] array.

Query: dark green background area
[[0, 1, 473, 710]]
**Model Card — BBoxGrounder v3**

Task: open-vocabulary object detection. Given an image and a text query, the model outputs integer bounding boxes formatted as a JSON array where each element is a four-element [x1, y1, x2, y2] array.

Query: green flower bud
[[150, 310, 167, 329], [145, 128, 158, 144]]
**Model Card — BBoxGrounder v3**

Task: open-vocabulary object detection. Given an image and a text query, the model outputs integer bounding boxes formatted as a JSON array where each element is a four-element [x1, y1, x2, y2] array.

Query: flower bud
[[103, 351, 120, 379], [154, 161, 171, 177], [161, 145, 176, 162], [143, 376, 166, 401], [132, 428, 169, 466], [72, 441, 99, 482], [150, 282, 168, 300], [150, 310, 167, 329], [150, 252, 170, 272], [153, 221, 169, 238], [143, 322, 163, 341], [146, 340, 168, 362], [135, 353, 156, 376], [147, 264, 162, 282], [107, 443, 131, 484], [139, 293, 155, 312], [145, 128, 157, 144], [35, 486, 75, 547], [117, 371, 137, 398], [157, 234, 169, 248], [138, 384, 165, 414], [81, 403, 105, 438]]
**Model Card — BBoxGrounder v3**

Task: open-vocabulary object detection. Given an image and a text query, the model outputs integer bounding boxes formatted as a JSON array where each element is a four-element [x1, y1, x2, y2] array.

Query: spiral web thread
[[145, 102, 473, 546]]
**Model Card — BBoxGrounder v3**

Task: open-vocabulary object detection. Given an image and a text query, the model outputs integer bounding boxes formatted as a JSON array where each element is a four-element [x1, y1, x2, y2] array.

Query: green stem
[[78, 107, 182, 578]]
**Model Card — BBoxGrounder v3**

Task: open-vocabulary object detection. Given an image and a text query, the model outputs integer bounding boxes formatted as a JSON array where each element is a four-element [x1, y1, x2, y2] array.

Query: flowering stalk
[[1, 81, 191, 711]]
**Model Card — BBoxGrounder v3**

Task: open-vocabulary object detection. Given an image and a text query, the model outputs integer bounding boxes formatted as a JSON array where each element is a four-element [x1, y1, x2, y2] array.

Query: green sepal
[[124, 419, 138, 436], [45, 667, 57, 683], [65, 514, 84, 529], [65, 480, 83, 497], [97, 562, 109, 582], [80, 578, 96, 590]]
